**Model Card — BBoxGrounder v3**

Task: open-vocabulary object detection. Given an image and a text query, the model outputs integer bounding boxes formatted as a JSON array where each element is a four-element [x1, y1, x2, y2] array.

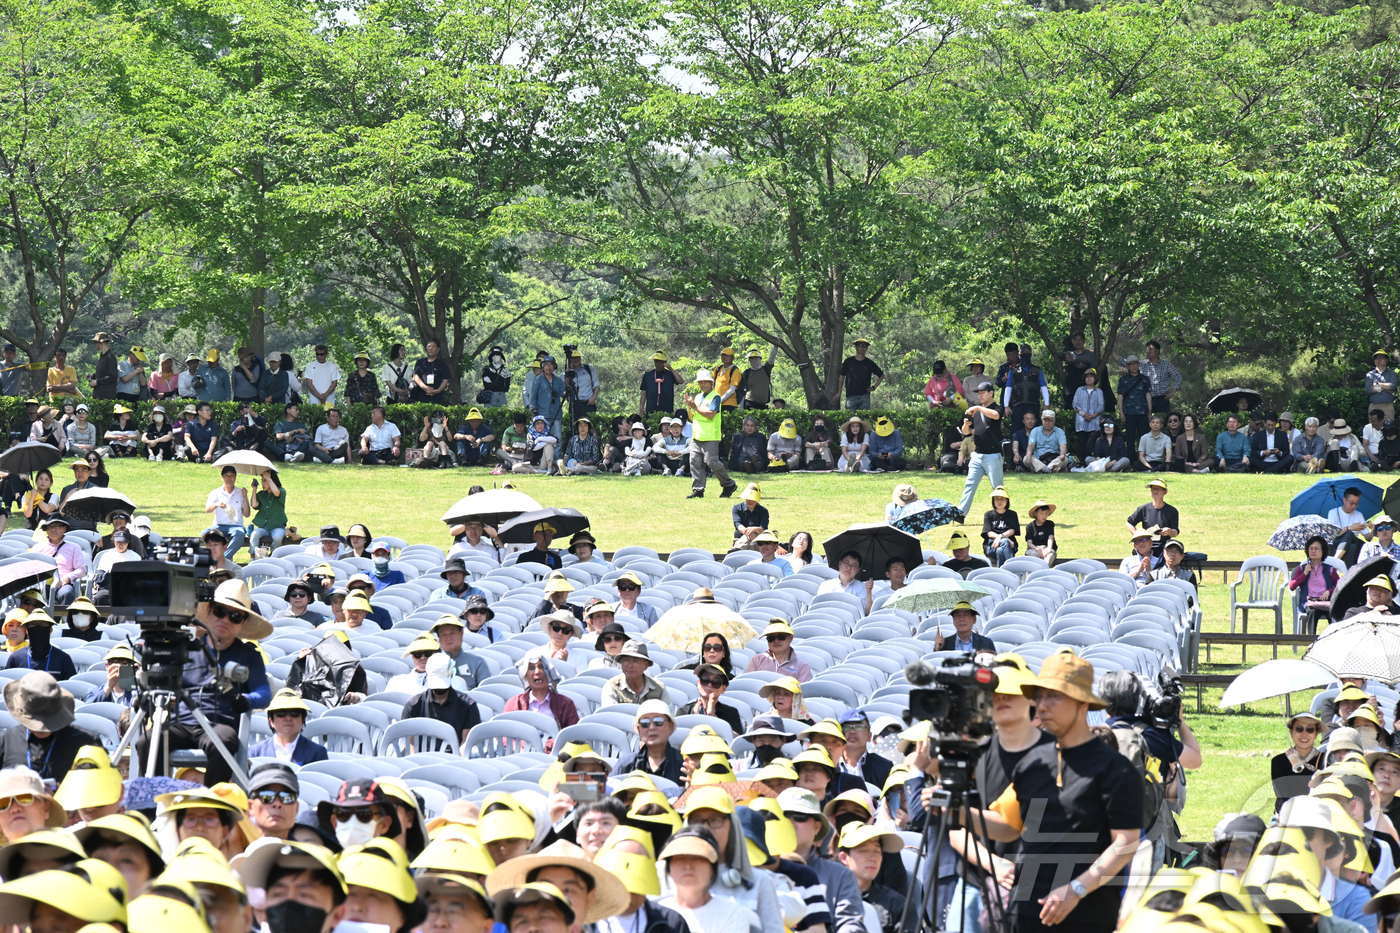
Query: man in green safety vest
[[685, 369, 737, 500]]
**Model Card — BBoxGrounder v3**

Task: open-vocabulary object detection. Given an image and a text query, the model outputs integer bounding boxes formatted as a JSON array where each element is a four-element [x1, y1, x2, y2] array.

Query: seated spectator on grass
[[403, 654, 482, 744], [497, 413, 530, 473], [619, 422, 653, 476], [767, 419, 801, 471], [1327, 418, 1364, 472], [1010, 410, 1037, 472], [1136, 414, 1171, 472], [728, 416, 768, 473], [1251, 412, 1295, 473], [837, 417, 870, 473], [1120, 530, 1161, 586], [869, 417, 905, 472], [249, 689, 329, 765], [1027, 409, 1069, 473], [922, 360, 963, 408], [1172, 413, 1214, 473], [453, 408, 496, 467], [29, 405, 65, 450], [651, 417, 690, 475], [417, 409, 454, 468], [732, 484, 768, 547], [752, 531, 792, 576], [360, 406, 402, 464], [1024, 500, 1056, 564], [503, 656, 579, 732], [804, 416, 833, 471], [103, 405, 140, 457], [560, 417, 603, 476], [313, 409, 351, 464], [65, 404, 97, 457], [1365, 408, 1388, 465], [1214, 414, 1250, 471], [526, 415, 559, 474], [185, 402, 224, 463], [939, 532, 989, 575], [140, 406, 174, 460], [1292, 416, 1327, 473], [227, 401, 267, 453], [1072, 368, 1104, 457], [981, 486, 1018, 567], [1151, 539, 1197, 586]]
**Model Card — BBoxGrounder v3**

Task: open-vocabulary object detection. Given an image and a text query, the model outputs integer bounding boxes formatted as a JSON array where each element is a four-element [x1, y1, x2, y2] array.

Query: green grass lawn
[[84, 460, 1350, 837]]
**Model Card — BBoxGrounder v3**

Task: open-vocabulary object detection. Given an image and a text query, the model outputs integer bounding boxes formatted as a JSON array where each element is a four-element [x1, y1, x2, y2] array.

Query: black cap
[[202, 528, 228, 544], [461, 595, 493, 620], [593, 620, 626, 651], [319, 525, 342, 541], [249, 762, 300, 796], [975, 381, 994, 393]]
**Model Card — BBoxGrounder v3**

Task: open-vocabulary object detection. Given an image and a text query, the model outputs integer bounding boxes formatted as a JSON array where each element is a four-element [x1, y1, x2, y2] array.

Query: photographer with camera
[[135, 579, 271, 786]]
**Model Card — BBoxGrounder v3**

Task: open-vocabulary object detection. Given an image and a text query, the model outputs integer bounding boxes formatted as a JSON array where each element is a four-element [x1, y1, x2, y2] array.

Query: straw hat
[[841, 416, 867, 432], [209, 579, 272, 640], [537, 610, 582, 638], [1331, 418, 1352, 437], [483, 840, 630, 923], [1020, 648, 1105, 710], [542, 575, 574, 595], [892, 484, 918, 505], [1029, 499, 1055, 517], [4, 672, 75, 733], [0, 768, 64, 827]]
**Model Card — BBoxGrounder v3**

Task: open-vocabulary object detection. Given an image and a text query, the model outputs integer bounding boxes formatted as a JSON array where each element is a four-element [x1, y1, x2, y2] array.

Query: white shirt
[[448, 539, 499, 563], [1365, 424, 1385, 458], [96, 548, 140, 574], [206, 486, 248, 526], [361, 421, 401, 451], [656, 893, 760, 933], [1328, 505, 1365, 530], [302, 360, 342, 404], [817, 576, 866, 597], [177, 371, 198, 397], [314, 423, 350, 449]]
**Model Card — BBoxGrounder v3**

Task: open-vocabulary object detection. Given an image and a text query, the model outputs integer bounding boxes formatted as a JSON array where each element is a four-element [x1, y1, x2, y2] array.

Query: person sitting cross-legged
[[868, 417, 905, 472], [248, 688, 329, 765], [1214, 414, 1250, 472], [1027, 410, 1070, 473]]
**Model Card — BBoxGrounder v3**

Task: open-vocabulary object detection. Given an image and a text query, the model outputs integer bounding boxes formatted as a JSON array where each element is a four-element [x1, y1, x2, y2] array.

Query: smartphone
[[560, 774, 600, 803]]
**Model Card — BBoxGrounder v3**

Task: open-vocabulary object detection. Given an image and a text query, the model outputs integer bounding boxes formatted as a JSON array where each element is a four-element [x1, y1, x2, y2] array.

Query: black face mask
[[752, 744, 784, 765], [266, 900, 330, 933], [27, 626, 50, 656]]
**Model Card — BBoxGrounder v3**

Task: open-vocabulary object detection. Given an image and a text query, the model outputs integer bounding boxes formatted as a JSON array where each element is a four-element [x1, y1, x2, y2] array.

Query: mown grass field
[[91, 460, 1361, 837]]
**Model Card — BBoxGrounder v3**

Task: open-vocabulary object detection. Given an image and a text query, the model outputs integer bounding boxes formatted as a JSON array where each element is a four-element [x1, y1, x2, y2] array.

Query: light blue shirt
[[1031, 425, 1066, 457], [1216, 430, 1249, 462]]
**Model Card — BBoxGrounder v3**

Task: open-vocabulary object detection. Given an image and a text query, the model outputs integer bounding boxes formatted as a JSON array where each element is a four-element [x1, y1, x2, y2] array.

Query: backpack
[[1107, 722, 1169, 841]]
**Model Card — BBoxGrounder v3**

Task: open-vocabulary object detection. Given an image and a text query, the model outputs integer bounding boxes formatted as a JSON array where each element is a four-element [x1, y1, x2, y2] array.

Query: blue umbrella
[[892, 498, 964, 535], [1289, 475, 1382, 519], [122, 776, 200, 813]]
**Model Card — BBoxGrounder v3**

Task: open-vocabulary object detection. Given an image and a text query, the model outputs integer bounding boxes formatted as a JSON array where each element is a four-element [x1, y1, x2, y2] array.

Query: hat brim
[[3, 680, 75, 733], [1020, 675, 1107, 711], [484, 853, 630, 923], [211, 597, 272, 640]]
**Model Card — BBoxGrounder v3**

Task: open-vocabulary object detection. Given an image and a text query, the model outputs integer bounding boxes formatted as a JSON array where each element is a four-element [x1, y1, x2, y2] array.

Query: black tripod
[[112, 685, 249, 785], [899, 778, 1009, 932]]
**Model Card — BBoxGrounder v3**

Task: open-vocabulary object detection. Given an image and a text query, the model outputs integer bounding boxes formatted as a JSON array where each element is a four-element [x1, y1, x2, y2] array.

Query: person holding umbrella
[[517, 521, 564, 570], [1289, 535, 1341, 631], [685, 370, 736, 500], [1342, 575, 1399, 618]]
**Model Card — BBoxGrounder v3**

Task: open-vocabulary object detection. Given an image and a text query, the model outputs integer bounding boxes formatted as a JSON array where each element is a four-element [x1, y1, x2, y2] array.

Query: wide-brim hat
[[267, 688, 311, 715], [1021, 648, 1105, 710], [567, 531, 597, 554], [538, 610, 582, 638], [439, 558, 470, 578], [741, 715, 794, 742], [614, 570, 644, 589], [4, 671, 75, 733], [873, 417, 895, 437], [210, 579, 272, 639], [762, 619, 795, 638], [739, 483, 762, 502], [483, 840, 630, 923], [542, 574, 574, 594], [55, 746, 122, 811], [0, 767, 63, 828], [1331, 419, 1352, 436], [841, 416, 866, 432], [0, 859, 126, 926], [75, 814, 164, 872], [694, 369, 714, 383], [617, 640, 652, 665], [775, 787, 831, 843], [592, 621, 626, 650], [835, 821, 901, 854], [758, 676, 802, 699], [1029, 499, 1055, 517], [461, 595, 493, 620], [751, 530, 780, 546], [989, 485, 1010, 504], [892, 483, 918, 505]]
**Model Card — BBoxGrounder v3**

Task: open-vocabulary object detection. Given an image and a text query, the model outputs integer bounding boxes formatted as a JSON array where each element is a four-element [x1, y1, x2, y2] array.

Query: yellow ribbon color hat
[[688, 754, 737, 787], [679, 785, 735, 817], [755, 759, 799, 786], [744, 798, 799, 858], [56, 746, 123, 812], [873, 417, 895, 437], [75, 814, 164, 875], [127, 881, 211, 933], [597, 825, 657, 860], [779, 419, 797, 439], [758, 676, 802, 700], [342, 593, 373, 614], [679, 729, 733, 758], [266, 688, 310, 716], [476, 809, 535, 845], [403, 633, 441, 657], [414, 873, 492, 917], [0, 858, 128, 927], [160, 837, 242, 895], [626, 792, 681, 834], [339, 838, 418, 904], [800, 719, 846, 743], [0, 829, 87, 880], [412, 837, 496, 878], [835, 822, 901, 854], [593, 849, 661, 897]]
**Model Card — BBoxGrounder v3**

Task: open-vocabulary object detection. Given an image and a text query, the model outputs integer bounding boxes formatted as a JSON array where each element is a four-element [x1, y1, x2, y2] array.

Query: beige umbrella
[[646, 601, 756, 654], [213, 449, 275, 476]]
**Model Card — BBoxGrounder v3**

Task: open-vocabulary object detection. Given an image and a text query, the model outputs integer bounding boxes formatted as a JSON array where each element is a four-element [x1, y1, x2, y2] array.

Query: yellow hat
[[129, 346, 148, 363], [543, 574, 574, 594], [759, 676, 802, 700], [1346, 705, 1383, 728], [755, 759, 799, 786], [593, 849, 660, 897], [103, 643, 135, 664], [835, 822, 901, 854], [414, 873, 492, 917], [0, 858, 128, 926], [156, 787, 242, 817], [652, 351, 668, 362], [990, 485, 1010, 503], [342, 593, 373, 614], [1365, 575, 1395, 593], [1367, 868, 1400, 916], [0, 828, 86, 880], [481, 792, 533, 820], [111, 404, 132, 416], [1338, 684, 1371, 703], [128, 884, 211, 933], [1256, 878, 1332, 918], [822, 789, 875, 823], [55, 746, 122, 812], [611, 772, 659, 797], [679, 729, 732, 758], [160, 838, 242, 895], [626, 792, 681, 835], [477, 809, 535, 845], [739, 483, 761, 502], [266, 688, 310, 715], [340, 838, 417, 904], [792, 745, 836, 773], [412, 837, 495, 877], [779, 419, 797, 440], [597, 825, 656, 860], [873, 417, 895, 437], [744, 799, 799, 857], [762, 619, 795, 638], [75, 814, 163, 876], [466, 408, 484, 421], [205, 348, 220, 363], [403, 633, 441, 656], [800, 719, 846, 743], [991, 655, 1033, 696], [719, 347, 735, 357], [614, 571, 644, 589], [881, 765, 911, 797], [947, 532, 970, 549], [679, 785, 736, 817]]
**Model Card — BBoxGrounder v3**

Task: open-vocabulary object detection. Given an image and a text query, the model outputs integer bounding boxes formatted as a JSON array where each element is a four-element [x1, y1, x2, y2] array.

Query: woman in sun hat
[[885, 483, 919, 523], [1270, 711, 1322, 812], [837, 416, 870, 473], [1024, 499, 1057, 564]]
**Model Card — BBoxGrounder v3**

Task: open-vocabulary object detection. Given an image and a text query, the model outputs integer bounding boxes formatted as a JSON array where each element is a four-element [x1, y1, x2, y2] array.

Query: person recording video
[[134, 578, 271, 786]]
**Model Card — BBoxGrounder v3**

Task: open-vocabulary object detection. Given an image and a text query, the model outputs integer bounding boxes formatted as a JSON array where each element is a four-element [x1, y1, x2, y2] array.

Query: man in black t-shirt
[[939, 532, 990, 576], [957, 381, 1004, 520], [400, 654, 480, 744], [639, 352, 682, 415], [410, 340, 452, 403], [839, 338, 883, 410], [956, 649, 1142, 933], [1126, 478, 1181, 556]]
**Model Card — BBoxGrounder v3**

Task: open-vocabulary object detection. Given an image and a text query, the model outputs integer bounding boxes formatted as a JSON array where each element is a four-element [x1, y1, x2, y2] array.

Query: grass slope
[[88, 461, 1349, 836]]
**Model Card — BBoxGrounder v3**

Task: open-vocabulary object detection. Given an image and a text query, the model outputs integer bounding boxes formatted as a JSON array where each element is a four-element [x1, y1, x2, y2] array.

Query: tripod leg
[[189, 705, 249, 787], [145, 704, 167, 779], [112, 707, 146, 763]]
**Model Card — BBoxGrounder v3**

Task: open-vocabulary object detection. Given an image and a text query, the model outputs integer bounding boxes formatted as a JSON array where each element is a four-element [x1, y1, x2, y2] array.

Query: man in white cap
[[402, 654, 481, 744], [685, 370, 736, 499], [613, 700, 683, 783]]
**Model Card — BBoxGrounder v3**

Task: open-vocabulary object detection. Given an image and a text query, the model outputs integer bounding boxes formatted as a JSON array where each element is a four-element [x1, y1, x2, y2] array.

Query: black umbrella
[[1207, 387, 1263, 414], [495, 507, 590, 545], [1330, 552, 1396, 621], [59, 487, 136, 524], [1384, 479, 1400, 523], [0, 559, 57, 600], [822, 523, 923, 582], [0, 441, 62, 475]]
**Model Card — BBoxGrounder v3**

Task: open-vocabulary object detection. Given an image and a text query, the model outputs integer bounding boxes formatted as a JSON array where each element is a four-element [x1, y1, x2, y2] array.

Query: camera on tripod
[[905, 656, 999, 798], [1141, 669, 1184, 730]]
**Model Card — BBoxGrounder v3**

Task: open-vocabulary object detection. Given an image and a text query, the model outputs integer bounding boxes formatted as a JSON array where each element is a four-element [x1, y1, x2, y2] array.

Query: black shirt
[[0, 723, 100, 781], [1269, 748, 1320, 812], [612, 744, 684, 784], [942, 556, 989, 576], [402, 689, 481, 741], [732, 503, 769, 535], [969, 409, 1001, 455], [639, 367, 682, 413], [1004, 735, 1143, 929], [840, 357, 884, 395], [1128, 501, 1180, 556], [675, 698, 744, 736], [1025, 520, 1055, 549], [517, 548, 563, 570], [982, 509, 1019, 543], [411, 357, 452, 402]]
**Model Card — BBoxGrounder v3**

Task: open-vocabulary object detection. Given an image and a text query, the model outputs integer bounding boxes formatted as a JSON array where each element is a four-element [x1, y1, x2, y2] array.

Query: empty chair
[[1228, 556, 1288, 636], [553, 722, 633, 759], [401, 763, 482, 797], [465, 720, 548, 757], [303, 717, 373, 756], [378, 718, 461, 756]]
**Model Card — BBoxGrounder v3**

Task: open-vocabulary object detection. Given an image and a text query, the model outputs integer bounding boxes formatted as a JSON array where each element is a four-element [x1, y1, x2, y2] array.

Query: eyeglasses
[[698, 677, 726, 688], [551, 623, 574, 635], [210, 604, 247, 624], [0, 794, 35, 810], [1292, 725, 1318, 734], [427, 901, 470, 919], [638, 717, 669, 729], [602, 634, 626, 643], [689, 815, 729, 831], [253, 790, 297, 806], [332, 806, 381, 823], [411, 651, 436, 660], [786, 813, 816, 823]]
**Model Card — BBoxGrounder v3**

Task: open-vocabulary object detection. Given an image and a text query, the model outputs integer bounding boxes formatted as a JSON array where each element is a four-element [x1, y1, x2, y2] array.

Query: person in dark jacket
[[727, 416, 769, 473], [89, 333, 119, 399], [835, 709, 893, 791], [937, 601, 996, 653], [401, 655, 482, 744], [673, 663, 744, 735], [0, 670, 99, 781], [5, 609, 77, 681], [612, 699, 685, 784], [247, 688, 330, 765]]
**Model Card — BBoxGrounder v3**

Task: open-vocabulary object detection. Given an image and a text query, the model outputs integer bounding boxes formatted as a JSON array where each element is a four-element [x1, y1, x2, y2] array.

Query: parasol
[[1289, 475, 1381, 519], [0, 559, 58, 600], [886, 578, 997, 614], [1328, 552, 1395, 621], [440, 488, 543, 527], [213, 449, 276, 476], [1267, 515, 1341, 552], [891, 499, 964, 535], [646, 603, 756, 654], [496, 507, 590, 545], [1219, 658, 1336, 708], [0, 442, 62, 475], [1207, 387, 1263, 414], [822, 524, 923, 581], [59, 488, 136, 524]]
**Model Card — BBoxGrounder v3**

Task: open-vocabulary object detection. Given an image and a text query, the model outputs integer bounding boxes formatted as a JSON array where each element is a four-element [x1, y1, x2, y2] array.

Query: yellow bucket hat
[[55, 746, 122, 812], [339, 838, 417, 904], [778, 419, 797, 440], [873, 417, 895, 437]]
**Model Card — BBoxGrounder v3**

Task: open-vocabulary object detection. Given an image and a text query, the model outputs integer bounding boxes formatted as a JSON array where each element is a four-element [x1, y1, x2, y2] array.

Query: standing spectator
[[1251, 412, 1295, 473], [869, 417, 905, 472], [480, 345, 511, 406], [803, 415, 833, 471], [1136, 414, 1172, 472], [1326, 418, 1364, 472], [259, 352, 295, 405], [839, 338, 883, 410], [1126, 478, 1181, 554], [526, 356, 566, 439], [0, 344, 23, 397], [205, 466, 250, 559], [115, 346, 146, 403], [837, 417, 870, 473], [1293, 417, 1327, 473], [981, 486, 1019, 567], [1116, 355, 1152, 450], [728, 417, 768, 473], [685, 371, 735, 499], [640, 352, 683, 416], [712, 347, 742, 410], [522, 357, 541, 409], [1002, 344, 1050, 426], [1172, 413, 1214, 473], [1028, 410, 1070, 473], [231, 347, 263, 404], [89, 334, 118, 398], [767, 418, 801, 471], [65, 405, 97, 457], [141, 406, 175, 460], [1072, 368, 1104, 457], [922, 360, 964, 408], [1214, 414, 1250, 471], [1061, 332, 1100, 407], [738, 347, 775, 409], [249, 468, 286, 555], [147, 354, 179, 399], [45, 348, 78, 399], [301, 344, 341, 407], [313, 409, 351, 464], [345, 351, 379, 405], [411, 339, 452, 403], [228, 401, 267, 452], [271, 403, 313, 462], [382, 342, 412, 403], [197, 348, 231, 402], [1367, 349, 1398, 422], [1141, 340, 1182, 415], [178, 354, 202, 398], [359, 406, 402, 464], [963, 357, 988, 394], [956, 382, 1004, 520], [565, 350, 601, 427], [453, 408, 496, 466]]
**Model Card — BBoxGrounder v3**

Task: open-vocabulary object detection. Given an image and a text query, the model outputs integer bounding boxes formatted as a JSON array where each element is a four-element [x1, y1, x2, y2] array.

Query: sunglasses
[[1292, 725, 1318, 734], [786, 813, 816, 823], [766, 634, 791, 642], [210, 604, 247, 624], [332, 806, 382, 823], [602, 634, 626, 643], [411, 651, 436, 660], [638, 717, 669, 728], [616, 584, 639, 592], [466, 608, 488, 615], [253, 789, 297, 806], [698, 677, 726, 688], [0, 794, 36, 810], [703, 644, 725, 652], [550, 623, 574, 635]]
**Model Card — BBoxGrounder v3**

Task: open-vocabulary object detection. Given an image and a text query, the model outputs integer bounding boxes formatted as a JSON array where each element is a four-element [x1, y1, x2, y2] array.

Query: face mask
[[335, 817, 377, 849], [265, 901, 330, 933], [68, 613, 92, 630], [27, 626, 50, 654], [752, 744, 784, 765], [373, 557, 390, 572], [153, 414, 164, 423]]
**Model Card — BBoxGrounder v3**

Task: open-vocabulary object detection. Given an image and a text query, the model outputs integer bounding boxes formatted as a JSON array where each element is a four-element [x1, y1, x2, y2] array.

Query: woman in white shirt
[[381, 342, 412, 403], [657, 828, 761, 933]]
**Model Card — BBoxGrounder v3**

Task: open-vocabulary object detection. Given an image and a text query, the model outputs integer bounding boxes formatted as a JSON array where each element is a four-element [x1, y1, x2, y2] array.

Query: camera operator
[[135, 579, 271, 786], [1099, 670, 1199, 870], [564, 347, 599, 427], [933, 649, 1142, 932]]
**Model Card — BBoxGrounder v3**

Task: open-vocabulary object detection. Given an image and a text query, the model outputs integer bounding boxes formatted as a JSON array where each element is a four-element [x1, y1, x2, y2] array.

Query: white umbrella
[[440, 488, 543, 526], [1302, 611, 1400, 682], [1220, 658, 1335, 708], [213, 449, 275, 476], [887, 579, 997, 614]]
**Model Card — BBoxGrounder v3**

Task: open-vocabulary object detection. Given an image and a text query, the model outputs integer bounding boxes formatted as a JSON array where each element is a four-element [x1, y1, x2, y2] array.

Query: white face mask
[[334, 816, 377, 848], [69, 613, 92, 630], [374, 556, 390, 572]]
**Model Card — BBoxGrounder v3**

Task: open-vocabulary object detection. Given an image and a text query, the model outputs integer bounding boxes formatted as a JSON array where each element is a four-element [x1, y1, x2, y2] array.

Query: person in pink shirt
[[503, 655, 579, 738], [743, 619, 813, 682], [32, 516, 89, 604], [922, 360, 964, 408]]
